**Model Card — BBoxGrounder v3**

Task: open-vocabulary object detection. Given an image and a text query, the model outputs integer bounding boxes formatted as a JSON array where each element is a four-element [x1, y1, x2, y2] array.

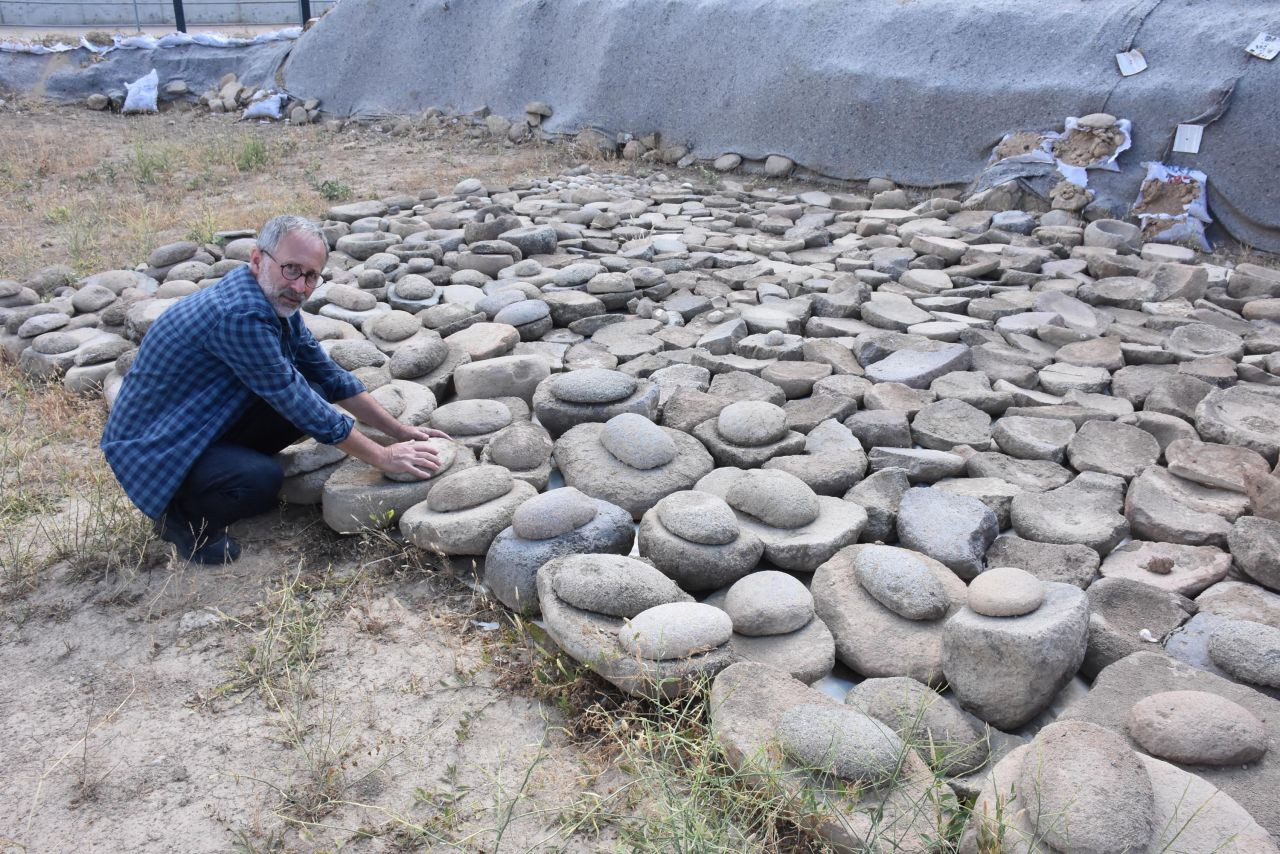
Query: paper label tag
[[1173, 124, 1203, 154], [1246, 32, 1280, 60], [1116, 48, 1148, 76]]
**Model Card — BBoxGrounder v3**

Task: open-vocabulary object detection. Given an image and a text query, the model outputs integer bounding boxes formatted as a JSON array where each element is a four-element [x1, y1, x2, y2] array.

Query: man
[[102, 215, 447, 564]]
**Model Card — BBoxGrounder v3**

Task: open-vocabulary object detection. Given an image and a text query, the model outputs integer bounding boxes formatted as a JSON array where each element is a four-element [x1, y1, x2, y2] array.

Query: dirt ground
[[0, 103, 663, 854]]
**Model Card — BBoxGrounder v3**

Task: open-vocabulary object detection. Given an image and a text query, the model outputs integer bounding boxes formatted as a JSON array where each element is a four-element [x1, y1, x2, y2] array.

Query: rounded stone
[[725, 469, 820, 529], [366, 310, 422, 342], [430, 399, 512, 435], [717, 400, 788, 446], [776, 703, 906, 782], [425, 464, 514, 512], [1207, 619, 1280, 688], [618, 602, 733, 660], [548, 368, 637, 404], [1019, 721, 1155, 854], [724, 571, 815, 636], [654, 491, 740, 546], [1127, 690, 1268, 766], [389, 336, 450, 378], [31, 331, 79, 355], [551, 554, 687, 618], [383, 438, 456, 482], [967, 566, 1045, 617], [487, 422, 552, 471], [844, 676, 990, 775], [395, 274, 437, 300], [510, 486, 598, 540], [853, 545, 951, 621], [494, 299, 550, 326], [600, 413, 677, 470]]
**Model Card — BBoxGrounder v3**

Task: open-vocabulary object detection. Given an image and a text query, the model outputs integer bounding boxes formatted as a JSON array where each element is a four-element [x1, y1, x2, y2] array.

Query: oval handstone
[[487, 422, 552, 470], [366, 309, 422, 342], [717, 400, 788, 446], [600, 413, 677, 470], [618, 601, 733, 660], [549, 368, 637, 404], [395, 274, 437, 300], [494, 299, 550, 326], [389, 336, 449, 377], [1020, 721, 1155, 854], [725, 469, 820, 529], [552, 554, 687, 618], [430, 399, 512, 436], [854, 545, 950, 621], [723, 570, 815, 636], [1207, 619, 1280, 689], [425, 464, 514, 512], [654, 491, 740, 546], [967, 566, 1045, 617], [31, 331, 80, 355], [510, 486, 598, 540], [777, 703, 906, 782], [1127, 690, 1268, 766]]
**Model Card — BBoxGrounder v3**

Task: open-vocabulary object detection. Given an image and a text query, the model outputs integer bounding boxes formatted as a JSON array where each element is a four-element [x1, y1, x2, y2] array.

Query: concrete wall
[[0, 0, 337, 28]]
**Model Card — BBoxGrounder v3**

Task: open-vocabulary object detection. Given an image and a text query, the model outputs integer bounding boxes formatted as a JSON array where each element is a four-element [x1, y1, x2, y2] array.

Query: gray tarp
[[0, 39, 291, 102], [281, 0, 1280, 252]]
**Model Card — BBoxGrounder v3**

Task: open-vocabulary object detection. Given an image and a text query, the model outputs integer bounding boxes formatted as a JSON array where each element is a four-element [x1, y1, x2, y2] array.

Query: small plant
[[316, 179, 352, 202], [235, 137, 271, 172], [130, 141, 172, 184]]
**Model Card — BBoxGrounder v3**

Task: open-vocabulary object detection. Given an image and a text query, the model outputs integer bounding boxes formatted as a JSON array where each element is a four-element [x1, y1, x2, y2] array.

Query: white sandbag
[[122, 69, 159, 114], [243, 92, 287, 119], [1132, 161, 1212, 252]]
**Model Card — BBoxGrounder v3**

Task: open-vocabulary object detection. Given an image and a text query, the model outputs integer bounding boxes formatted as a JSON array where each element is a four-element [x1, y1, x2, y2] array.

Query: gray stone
[[942, 582, 1089, 729], [910, 398, 992, 451], [655, 490, 740, 546], [1018, 721, 1155, 854], [1084, 577, 1194, 677], [510, 486, 598, 539], [487, 496, 635, 615], [533, 372, 660, 438], [967, 451, 1075, 492], [1099, 540, 1231, 597], [1196, 386, 1280, 463], [853, 545, 950, 621], [716, 400, 788, 446], [637, 500, 764, 592], [1228, 516, 1280, 591], [776, 702, 906, 782], [726, 617, 835, 685], [430, 398, 512, 436], [725, 469, 821, 529], [453, 354, 550, 403], [1208, 619, 1280, 689], [1011, 478, 1129, 554], [619, 602, 733, 660], [552, 554, 689, 618], [863, 343, 970, 388], [1067, 419, 1161, 479], [555, 421, 714, 520], [599, 412, 677, 469], [1127, 690, 1267, 766], [896, 488, 998, 579], [425, 464, 514, 512], [843, 467, 911, 543], [992, 415, 1076, 462], [1165, 439, 1272, 494], [484, 421, 552, 471], [867, 447, 966, 483], [968, 566, 1045, 617], [1124, 466, 1238, 548], [845, 677, 990, 775], [813, 544, 967, 684], [723, 570, 814, 636], [1197, 581, 1280, 630], [399, 476, 535, 556]]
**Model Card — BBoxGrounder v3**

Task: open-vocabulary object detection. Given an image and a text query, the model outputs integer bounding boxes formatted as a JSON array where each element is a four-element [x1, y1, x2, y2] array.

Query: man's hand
[[392, 424, 452, 442], [378, 440, 445, 480]]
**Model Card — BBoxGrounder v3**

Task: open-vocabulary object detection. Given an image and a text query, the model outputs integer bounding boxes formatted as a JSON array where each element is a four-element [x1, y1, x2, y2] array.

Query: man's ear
[[249, 246, 263, 278]]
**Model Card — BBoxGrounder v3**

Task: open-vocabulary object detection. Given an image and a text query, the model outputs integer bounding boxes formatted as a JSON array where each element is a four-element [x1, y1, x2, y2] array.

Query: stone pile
[[6, 163, 1280, 849]]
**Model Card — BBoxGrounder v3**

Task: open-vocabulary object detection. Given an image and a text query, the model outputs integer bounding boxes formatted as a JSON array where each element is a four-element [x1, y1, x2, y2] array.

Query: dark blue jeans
[[169, 396, 307, 533]]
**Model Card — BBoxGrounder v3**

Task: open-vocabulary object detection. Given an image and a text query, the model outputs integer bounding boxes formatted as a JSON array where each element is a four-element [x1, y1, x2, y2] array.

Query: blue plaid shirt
[[102, 265, 364, 518]]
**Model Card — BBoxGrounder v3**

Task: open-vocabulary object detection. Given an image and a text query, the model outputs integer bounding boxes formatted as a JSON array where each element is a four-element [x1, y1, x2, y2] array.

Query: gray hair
[[257, 215, 328, 256]]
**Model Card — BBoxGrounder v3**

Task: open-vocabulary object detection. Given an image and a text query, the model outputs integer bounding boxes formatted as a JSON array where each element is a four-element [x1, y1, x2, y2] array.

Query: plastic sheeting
[[0, 28, 300, 55], [279, 0, 1280, 252]]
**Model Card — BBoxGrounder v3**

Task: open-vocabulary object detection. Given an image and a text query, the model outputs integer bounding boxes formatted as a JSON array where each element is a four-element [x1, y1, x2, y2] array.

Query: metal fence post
[[300, 0, 312, 25], [173, 0, 186, 32]]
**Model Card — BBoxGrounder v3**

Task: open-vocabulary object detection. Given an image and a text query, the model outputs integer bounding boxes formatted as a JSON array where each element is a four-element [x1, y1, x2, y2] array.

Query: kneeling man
[[102, 215, 446, 563]]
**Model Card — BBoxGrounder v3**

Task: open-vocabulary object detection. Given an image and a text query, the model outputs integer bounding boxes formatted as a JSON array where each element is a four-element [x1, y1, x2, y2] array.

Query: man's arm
[[337, 391, 450, 443], [335, 422, 446, 479]]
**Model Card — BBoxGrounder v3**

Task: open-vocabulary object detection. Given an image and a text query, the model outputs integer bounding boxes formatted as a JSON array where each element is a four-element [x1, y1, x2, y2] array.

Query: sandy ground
[[0, 104, 634, 854]]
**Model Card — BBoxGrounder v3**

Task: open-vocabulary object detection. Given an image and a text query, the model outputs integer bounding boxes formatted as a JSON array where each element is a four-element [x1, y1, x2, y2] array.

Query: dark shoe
[[154, 509, 241, 565]]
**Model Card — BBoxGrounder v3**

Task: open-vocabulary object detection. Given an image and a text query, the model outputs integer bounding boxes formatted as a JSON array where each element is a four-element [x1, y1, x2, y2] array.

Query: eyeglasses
[[261, 248, 322, 287]]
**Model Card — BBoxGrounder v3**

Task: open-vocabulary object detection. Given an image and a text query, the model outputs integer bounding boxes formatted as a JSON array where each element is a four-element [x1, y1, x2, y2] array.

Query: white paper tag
[[1116, 48, 1148, 76], [1173, 124, 1203, 154], [1246, 32, 1280, 60]]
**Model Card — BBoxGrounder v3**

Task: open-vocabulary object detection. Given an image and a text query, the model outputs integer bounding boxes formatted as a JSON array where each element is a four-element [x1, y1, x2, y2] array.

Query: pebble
[[552, 554, 687, 618], [654, 490, 740, 545], [549, 367, 637, 403], [725, 469, 820, 529], [425, 464, 513, 512], [716, 400, 788, 446], [599, 412, 677, 469], [776, 703, 906, 782], [853, 545, 950, 621], [1207, 619, 1280, 688]]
